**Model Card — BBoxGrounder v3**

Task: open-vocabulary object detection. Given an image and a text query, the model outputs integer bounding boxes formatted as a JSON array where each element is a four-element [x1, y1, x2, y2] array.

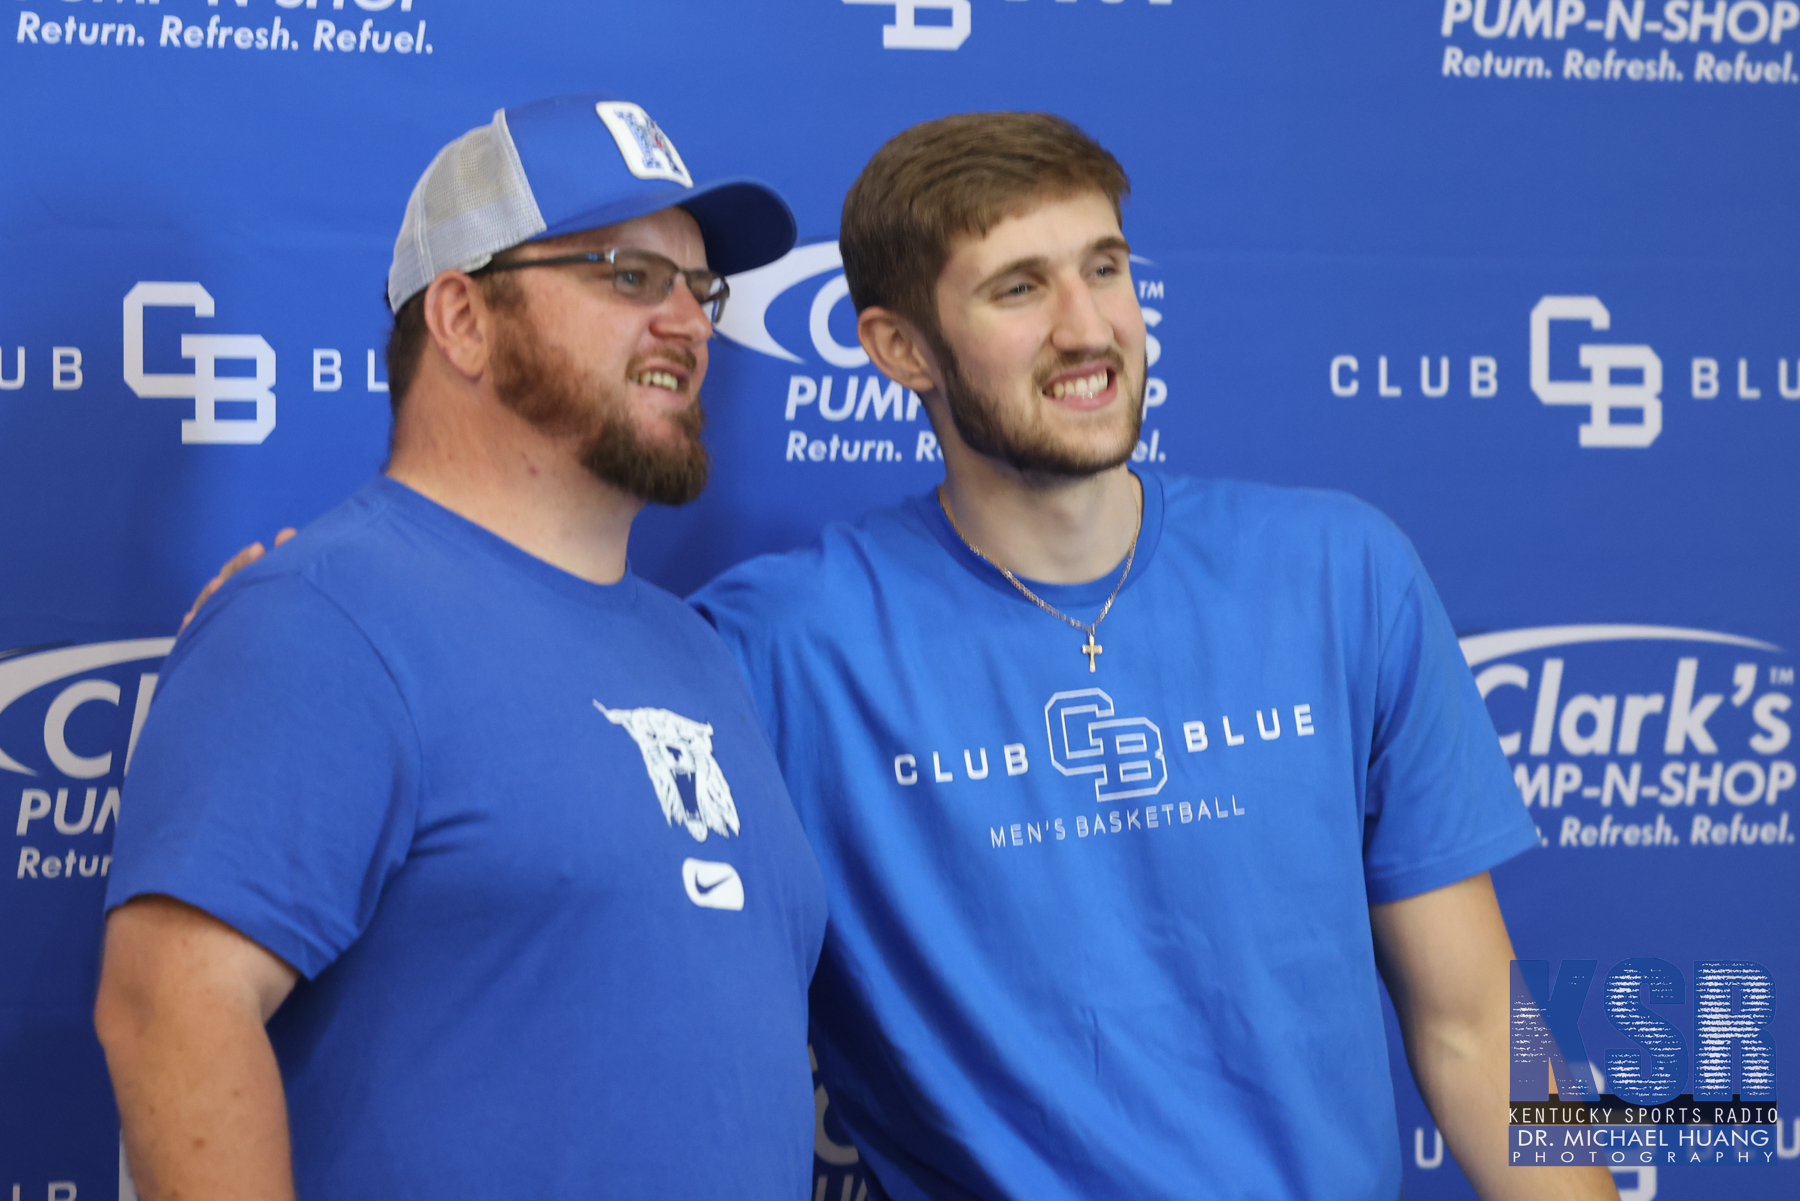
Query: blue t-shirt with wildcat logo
[[109, 475, 827, 1200]]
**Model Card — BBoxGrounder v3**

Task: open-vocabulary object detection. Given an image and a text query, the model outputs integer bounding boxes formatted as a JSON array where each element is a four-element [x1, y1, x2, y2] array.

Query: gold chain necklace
[[937, 484, 1143, 673]]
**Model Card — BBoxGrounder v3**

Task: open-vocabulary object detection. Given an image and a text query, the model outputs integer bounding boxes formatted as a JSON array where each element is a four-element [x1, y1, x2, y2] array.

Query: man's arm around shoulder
[[95, 895, 299, 1201], [1372, 872, 1617, 1201]]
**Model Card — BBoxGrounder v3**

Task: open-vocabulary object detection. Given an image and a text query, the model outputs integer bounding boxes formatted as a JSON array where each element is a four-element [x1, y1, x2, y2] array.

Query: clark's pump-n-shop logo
[[1439, 0, 1800, 85], [1330, 294, 1799, 448], [2, 639, 173, 884], [717, 242, 1173, 469], [1462, 625, 1795, 850], [717, 240, 932, 469], [15, 2, 434, 59]]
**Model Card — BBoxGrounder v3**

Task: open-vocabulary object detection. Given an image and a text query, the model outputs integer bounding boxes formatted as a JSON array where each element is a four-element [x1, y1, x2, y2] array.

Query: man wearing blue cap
[[94, 95, 824, 1201]]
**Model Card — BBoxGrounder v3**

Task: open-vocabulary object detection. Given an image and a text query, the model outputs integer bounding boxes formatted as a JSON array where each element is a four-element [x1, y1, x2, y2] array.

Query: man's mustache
[[1032, 347, 1128, 391]]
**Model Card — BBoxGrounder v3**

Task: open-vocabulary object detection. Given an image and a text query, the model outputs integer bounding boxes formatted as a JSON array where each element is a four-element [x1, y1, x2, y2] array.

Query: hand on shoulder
[[180, 528, 298, 633]]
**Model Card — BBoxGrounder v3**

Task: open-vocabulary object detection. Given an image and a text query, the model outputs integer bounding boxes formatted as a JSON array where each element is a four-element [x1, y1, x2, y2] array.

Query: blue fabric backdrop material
[[2, 3, 1794, 1198]]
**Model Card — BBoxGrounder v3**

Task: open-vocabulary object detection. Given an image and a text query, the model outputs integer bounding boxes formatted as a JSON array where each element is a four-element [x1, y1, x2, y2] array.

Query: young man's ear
[[858, 307, 940, 396], [422, 271, 494, 382]]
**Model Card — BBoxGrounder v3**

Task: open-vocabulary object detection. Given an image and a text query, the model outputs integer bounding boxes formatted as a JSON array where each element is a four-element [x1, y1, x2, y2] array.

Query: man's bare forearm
[[96, 897, 298, 1201], [1373, 874, 1617, 1201], [1399, 1005, 1615, 1200]]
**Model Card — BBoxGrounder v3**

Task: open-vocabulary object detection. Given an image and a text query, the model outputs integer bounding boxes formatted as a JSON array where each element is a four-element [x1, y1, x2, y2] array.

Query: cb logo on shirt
[[1045, 688, 1168, 803]]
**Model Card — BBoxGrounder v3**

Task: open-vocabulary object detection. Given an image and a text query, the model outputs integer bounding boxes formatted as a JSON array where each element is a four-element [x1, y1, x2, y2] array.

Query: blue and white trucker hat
[[387, 93, 796, 313]]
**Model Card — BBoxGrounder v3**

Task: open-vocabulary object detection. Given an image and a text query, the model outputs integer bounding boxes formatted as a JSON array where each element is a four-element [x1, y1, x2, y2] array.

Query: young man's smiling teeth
[[1047, 370, 1108, 399]]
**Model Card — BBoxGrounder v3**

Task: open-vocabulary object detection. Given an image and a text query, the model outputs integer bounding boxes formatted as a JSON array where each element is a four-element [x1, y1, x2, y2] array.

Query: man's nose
[[1048, 274, 1114, 353], [650, 279, 714, 343]]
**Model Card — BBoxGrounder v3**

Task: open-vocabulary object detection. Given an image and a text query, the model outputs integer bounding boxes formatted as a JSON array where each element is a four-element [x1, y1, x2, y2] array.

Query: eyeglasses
[[478, 248, 730, 323]]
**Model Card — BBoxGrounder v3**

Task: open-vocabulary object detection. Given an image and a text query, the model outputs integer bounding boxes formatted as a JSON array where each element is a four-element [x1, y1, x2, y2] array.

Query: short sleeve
[[1360, 538, 1538, 904], [105, 572, 421, 978], [689, 560, 795, 749]]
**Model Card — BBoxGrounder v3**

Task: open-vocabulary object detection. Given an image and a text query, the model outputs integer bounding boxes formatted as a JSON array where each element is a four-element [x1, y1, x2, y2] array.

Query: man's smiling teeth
[[631, 370, 682, 392], [1048, 371, 1108, 399]]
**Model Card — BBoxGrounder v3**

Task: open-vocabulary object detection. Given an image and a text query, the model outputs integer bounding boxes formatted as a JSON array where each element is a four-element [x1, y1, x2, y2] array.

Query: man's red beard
[[489, 309, 709, 507]]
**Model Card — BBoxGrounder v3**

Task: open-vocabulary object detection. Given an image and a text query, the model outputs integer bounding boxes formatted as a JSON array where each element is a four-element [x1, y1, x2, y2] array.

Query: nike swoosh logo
[[681, 857, 743, 910]]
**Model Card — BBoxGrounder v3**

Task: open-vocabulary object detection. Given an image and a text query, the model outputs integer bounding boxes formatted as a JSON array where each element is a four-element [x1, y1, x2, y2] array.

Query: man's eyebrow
[[973, 255, 1048, 292], [972, 236, 1133, 292]]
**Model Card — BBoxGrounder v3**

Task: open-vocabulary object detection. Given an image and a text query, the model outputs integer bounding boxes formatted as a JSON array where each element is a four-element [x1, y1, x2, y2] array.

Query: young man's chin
[[982, 429, 1139, 481], [1031, 411, 1142, 473]]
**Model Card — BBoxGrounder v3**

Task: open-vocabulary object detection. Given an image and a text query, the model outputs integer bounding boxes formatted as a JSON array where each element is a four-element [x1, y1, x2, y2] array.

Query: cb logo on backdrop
[[842, 0, 969, 50], [124, 282, 276, 444], [1531, 295, 1662, 448], [1333, 292, 1800, 448], [841, 0, 1174, 51]]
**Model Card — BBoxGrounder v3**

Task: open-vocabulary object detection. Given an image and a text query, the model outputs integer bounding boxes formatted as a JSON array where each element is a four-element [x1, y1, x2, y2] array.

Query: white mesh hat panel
[[386, 109, 546, 313]]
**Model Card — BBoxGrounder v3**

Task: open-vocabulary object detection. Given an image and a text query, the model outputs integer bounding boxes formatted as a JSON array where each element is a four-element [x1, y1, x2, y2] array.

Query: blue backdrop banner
[[3, 2, 1795, 1198]]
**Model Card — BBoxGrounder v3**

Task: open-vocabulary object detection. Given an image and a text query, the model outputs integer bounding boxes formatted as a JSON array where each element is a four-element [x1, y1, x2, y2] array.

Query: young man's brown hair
[[839, 111, 1130, 345]]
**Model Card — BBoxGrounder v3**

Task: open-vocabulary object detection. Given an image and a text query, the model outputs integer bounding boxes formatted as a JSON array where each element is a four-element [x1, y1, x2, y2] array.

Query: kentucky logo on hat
[[595, 101, 693, 188], [387, 93, 794, 312]]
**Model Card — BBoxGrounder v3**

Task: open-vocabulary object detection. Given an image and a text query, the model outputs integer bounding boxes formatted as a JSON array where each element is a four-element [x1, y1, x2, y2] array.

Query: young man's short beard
[[488, 309, 709, 507], [933, 334, 1142, 480]]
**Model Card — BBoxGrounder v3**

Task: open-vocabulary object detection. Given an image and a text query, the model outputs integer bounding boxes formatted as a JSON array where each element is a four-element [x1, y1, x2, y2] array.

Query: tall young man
[[95, 95, 825, 1201], [691, 114, 1616, 1200]]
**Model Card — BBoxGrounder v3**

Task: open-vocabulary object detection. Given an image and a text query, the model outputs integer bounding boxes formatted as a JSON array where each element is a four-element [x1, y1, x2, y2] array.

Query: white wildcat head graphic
[[595, 702, 739, 842]]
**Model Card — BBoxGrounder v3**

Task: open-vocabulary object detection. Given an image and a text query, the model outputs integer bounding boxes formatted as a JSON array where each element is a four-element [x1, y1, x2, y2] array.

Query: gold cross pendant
[[1081, 631, 1103, 672]]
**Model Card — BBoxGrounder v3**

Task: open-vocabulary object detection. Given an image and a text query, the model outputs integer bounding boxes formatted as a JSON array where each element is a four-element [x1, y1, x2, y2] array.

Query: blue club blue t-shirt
[[107, 476, 827, 1201], [692, 472, 1538, 1201]]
